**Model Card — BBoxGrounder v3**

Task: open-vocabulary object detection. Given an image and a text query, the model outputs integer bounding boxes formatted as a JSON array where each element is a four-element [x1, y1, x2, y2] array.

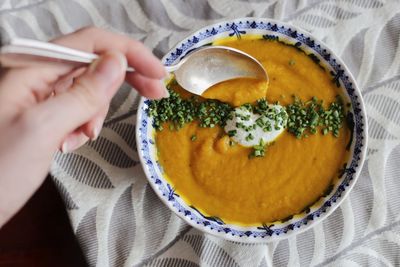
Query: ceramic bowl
[[136, 18, 367, 242]]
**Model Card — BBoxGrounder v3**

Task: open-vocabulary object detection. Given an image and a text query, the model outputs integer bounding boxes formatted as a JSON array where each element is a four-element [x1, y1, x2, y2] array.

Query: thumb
[[32, 51, 127, 146]]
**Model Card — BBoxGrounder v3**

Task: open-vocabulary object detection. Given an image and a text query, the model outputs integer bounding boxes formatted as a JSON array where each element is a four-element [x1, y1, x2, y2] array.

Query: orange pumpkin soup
[[155, 38, 350, 225]]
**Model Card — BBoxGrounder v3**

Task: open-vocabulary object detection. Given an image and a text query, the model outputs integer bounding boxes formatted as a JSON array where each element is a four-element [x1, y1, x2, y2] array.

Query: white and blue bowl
[[136, 18, 368, 242]]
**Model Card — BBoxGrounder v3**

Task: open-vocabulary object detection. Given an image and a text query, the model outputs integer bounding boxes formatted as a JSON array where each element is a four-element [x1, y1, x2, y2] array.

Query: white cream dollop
[[224, 104, 287, 147]]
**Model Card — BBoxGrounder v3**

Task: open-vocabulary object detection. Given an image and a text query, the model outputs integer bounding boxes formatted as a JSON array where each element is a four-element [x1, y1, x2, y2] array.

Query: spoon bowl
[[167, 46, 268, 95]]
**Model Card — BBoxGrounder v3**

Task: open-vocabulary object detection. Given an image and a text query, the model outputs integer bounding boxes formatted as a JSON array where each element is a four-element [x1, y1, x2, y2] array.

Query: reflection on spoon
[[168, 46, 268, 96]]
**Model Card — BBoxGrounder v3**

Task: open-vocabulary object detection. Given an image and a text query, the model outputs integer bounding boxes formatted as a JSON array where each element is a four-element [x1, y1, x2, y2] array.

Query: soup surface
[[155, 37, 350, 225]]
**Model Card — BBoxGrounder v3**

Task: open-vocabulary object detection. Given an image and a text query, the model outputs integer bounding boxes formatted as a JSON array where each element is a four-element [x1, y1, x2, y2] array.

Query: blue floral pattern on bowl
[[136, 18, 368, 242]]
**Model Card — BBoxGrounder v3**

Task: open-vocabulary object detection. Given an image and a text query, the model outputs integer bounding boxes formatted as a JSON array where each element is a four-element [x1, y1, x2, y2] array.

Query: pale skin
[[0, 27, 167, 227]]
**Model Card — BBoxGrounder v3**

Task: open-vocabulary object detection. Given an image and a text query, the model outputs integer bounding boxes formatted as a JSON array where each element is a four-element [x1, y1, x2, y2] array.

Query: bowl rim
[[136, 17, 368, 243]]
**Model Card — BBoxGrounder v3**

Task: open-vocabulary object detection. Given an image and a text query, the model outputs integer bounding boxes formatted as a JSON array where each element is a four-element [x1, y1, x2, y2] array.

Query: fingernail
[[162, 66, 168, 77], [61, 135, 89, 153], [89, 51, 127, 88], [61, 142, 69, 153], [91, 119, 103, 141], [163, 88, 170, 98], [161, 80, 170, 98]]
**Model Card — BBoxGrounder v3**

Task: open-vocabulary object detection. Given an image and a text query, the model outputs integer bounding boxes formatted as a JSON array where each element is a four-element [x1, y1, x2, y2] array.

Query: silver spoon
[[168, 45, 268, 95], [0, 38, 268, 96]]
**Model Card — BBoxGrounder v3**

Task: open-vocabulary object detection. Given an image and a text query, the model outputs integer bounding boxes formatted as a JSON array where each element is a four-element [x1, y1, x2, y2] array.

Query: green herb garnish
[[148, 83, 347, 159], [227, 130, 237, 137], [249, 139, 267, 158], [285, 95, 345, 139], [147, 87, 233, 131], [245, 133, 254, 141]]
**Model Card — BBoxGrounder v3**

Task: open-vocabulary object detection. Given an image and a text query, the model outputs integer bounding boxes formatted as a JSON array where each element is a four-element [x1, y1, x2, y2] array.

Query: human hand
[[0, 27, 167, 227]]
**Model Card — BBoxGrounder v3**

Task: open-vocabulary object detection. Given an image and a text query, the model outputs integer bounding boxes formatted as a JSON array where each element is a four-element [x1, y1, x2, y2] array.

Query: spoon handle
[[0, 38, 137, 71]]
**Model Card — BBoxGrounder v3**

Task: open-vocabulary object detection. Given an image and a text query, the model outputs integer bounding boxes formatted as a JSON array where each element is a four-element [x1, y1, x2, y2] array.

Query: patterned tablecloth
[[1, 0, 400, 266]]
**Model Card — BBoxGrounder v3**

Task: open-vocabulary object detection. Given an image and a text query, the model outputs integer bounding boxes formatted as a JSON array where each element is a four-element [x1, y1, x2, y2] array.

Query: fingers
[[60, 131, 89, 153], [0, 66, 72, 123], [53, 67, 109, 145], [2, 27, 168, 155], [27, 51, 127, 148], [82, 105, 109, 141], [53, 67, 87, 94], [52, 27, 168, 99], [60, 105, 107, 152], [126, 72, 169, 99], [52, 27, 166, 79]]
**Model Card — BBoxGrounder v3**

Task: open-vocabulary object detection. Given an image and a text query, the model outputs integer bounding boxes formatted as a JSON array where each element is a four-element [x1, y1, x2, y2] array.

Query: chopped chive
[[245, 133, 254, 141], [228, 130, 237, 137], [249, 139, 268, 158], [285, 95, 345, 139]]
